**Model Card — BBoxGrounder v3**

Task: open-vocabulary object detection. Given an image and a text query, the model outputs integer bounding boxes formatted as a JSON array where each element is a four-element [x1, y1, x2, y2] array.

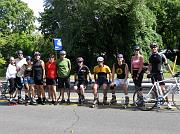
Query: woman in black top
[[32, 52, 46, 105]]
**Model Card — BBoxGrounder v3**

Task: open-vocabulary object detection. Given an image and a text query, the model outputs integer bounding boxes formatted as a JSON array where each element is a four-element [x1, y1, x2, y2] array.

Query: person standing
[[148, 42, 173, 109], [32, 52, 46, 105], [73, 57, 92, 104], [131, 46, 144, 103], [24, 56, 36, 105], [15, 50, 27, 104], [57, 50, 71, 104], [46, 54, 57, 104], [6, 57, 17, 99], [110, 54, 129, 105]]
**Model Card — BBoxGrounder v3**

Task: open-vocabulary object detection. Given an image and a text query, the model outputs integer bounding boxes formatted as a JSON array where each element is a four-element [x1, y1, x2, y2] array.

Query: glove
[[108, 80, 112, 85]]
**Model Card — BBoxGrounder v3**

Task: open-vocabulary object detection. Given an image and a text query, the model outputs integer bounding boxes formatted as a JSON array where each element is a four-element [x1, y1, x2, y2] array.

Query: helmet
[[76, 57, 84, 62], [16, 50, 23, 55], [34, 51, 41, 56], [117, 54, 123, 58], [150, 42, 158, 48], [97, 57, 104, 62], [26, 56, 32, 61], [133, 45, 140, 50], [60, 50, 66, 55]]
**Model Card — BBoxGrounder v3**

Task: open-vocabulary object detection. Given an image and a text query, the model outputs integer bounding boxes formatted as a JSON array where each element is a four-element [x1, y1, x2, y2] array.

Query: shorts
[[15, 77, 24, 90], [114, 78, 129, 87], [75, 80, 88, 88], [151, 73, 165, 85], [58, 77, 70, 89], [24, 76, 34, 84], [34, 79, 43, 85], [46, 78, 57, 85], [95, 78, 108, 86]]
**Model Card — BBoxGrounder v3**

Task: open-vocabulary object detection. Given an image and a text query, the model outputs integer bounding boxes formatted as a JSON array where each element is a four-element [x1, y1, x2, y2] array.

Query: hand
[[89, 79, 92, 84], [108, 80, 112, 85]]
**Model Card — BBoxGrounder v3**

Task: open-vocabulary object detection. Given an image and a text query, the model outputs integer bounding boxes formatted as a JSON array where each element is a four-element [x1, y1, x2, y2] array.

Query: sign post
[[53, 38, 62, 59]]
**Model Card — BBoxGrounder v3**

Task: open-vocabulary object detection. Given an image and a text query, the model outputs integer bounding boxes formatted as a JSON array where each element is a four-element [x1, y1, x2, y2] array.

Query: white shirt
[[6, 64, 17, 79], [16, 58, 27, 77]]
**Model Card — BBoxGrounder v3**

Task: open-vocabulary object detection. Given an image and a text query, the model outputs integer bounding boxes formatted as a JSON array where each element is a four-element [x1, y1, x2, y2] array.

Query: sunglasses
[[135, 49, 140, 51], [151, 46, 157, 49], [118, 57, 123, 58]]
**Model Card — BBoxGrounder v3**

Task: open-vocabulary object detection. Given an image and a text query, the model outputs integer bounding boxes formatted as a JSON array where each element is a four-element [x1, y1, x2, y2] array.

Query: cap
[[34, 51, 41, 56], [150, 42, 158, 48], [60, 50, 66, 55], [97, 57, 104, 62], [117, 54, 123, 58], [76, 57, 84, 62]]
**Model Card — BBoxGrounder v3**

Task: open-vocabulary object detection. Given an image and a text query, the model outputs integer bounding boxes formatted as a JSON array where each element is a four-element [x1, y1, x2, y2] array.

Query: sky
[[21, 0, 44, 27]]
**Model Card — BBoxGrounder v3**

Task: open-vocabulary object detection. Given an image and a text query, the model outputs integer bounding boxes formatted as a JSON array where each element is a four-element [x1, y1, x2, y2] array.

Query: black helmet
[[76, 57, 84, 62], [150, 42, 158, 48], [16, 50, 23, 55], [60, 50, 66, 55], [26, 56, 32, 61], [133, 45, 140, 50], [34, 51, 41, 56]]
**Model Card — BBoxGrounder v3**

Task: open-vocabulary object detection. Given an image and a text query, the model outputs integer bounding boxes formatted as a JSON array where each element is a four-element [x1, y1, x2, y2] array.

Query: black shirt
[[149, 53, 166, 73], [33, 60, 43, 80], [114, 63, 126, 79], [75, 65, 90, 81]]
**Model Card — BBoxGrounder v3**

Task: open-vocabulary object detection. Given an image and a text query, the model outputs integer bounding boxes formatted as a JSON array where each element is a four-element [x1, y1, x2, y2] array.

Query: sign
[[53, 38, 62, 50]]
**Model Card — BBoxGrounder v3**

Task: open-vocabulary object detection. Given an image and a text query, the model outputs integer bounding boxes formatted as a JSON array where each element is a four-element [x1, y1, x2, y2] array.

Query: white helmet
[[97, 57, 104, 62]]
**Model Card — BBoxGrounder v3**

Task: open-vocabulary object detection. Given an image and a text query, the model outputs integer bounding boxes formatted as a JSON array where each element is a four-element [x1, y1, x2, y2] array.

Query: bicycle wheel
[[172, 87, 180, 110], [133, 87, 158, 111]]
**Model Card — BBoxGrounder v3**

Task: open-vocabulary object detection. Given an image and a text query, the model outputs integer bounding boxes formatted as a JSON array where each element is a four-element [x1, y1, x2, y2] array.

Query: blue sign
[[53, 38, 62, 50]]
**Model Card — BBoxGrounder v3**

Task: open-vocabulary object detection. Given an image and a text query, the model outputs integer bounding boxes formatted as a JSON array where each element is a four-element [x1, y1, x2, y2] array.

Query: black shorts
[[95, 78, 108, 86], [151, 73, 165, 85], [15, 77, 24, 90], [75, 80, 88, 88], [58, 77, 70, 89], [34, 79, 43, 85], [46, 78, 57, 85]]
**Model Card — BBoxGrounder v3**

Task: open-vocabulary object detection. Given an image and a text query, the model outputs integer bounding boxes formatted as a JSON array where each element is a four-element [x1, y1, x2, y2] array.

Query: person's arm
[[137, 56, 144, 77], [111, 64, 115, 82], [125, 64, 129, 81], [131, 57, 133, 76], [41, 60, 46, 79]]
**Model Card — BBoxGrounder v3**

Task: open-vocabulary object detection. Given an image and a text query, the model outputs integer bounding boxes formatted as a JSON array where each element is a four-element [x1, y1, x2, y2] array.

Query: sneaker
[[66, 99, 71, 104], [167, 102, 173, 109], [125, 96, 129, 105], [93, 98, 99, 105]]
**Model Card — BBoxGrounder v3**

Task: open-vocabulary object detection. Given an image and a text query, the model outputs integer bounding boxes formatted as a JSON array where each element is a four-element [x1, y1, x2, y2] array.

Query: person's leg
[[102, 83, 108, 104], [92, 83, 98, 99], [65, 77, 71, 103], [122, 81, 129, 105]]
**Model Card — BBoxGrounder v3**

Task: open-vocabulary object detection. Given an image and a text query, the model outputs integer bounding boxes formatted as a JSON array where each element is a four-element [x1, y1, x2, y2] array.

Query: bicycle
[[133, 72, 180, 111]]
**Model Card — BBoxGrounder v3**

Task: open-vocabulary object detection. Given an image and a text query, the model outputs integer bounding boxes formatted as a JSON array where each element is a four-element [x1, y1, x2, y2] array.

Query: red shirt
[[46, 61, 57, 79]]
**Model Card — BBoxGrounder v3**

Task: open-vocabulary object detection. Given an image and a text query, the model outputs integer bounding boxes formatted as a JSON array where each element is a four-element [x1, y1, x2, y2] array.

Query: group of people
[[5, 42, 173, 108]]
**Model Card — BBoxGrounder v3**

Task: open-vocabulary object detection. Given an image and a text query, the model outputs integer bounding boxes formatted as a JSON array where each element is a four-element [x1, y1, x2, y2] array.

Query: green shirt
[[57, 58, 71, 78]]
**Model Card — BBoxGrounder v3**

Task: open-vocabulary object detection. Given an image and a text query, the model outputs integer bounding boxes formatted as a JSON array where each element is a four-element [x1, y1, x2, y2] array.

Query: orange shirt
[[46, 61, 57, 79]]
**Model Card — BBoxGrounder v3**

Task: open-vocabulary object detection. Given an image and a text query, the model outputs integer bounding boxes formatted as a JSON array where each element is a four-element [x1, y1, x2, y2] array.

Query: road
[[0, 93, 180, 134]]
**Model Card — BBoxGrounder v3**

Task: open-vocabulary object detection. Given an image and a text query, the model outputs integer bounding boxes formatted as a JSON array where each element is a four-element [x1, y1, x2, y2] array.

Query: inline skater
[[92, 56, 111, 107], [73, 57, 92, 104]]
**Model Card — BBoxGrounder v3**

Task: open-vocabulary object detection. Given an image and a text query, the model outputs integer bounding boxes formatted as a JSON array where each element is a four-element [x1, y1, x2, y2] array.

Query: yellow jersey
[[93, 65, 111, 79]]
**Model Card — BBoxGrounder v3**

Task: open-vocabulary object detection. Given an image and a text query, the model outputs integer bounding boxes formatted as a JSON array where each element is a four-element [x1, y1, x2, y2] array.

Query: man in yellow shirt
[[92, 57, 111, 107]]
